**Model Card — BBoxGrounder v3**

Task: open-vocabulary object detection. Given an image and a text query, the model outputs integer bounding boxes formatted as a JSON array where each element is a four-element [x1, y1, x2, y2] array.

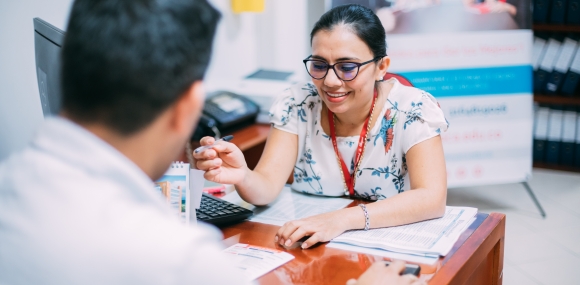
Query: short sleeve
[[401, 91, 449, 153], [268, 87, 299, 135]]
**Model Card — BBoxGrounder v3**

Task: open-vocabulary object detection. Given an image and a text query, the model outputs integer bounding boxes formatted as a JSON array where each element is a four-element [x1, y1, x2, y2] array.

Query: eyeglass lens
[[306, 61, 359, 81]]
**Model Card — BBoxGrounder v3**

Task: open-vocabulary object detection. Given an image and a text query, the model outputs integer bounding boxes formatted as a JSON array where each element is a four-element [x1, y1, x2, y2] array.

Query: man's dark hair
[[61, 0, 220, 135], [310, 4, 386, 58]]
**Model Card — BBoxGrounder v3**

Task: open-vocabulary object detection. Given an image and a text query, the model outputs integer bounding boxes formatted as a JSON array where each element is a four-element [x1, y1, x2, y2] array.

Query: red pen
[[203, 185, 226, 194]]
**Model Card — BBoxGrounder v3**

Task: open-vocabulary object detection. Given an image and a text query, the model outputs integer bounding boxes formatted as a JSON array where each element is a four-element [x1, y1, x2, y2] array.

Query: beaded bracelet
[[358, 204, 370, 231]]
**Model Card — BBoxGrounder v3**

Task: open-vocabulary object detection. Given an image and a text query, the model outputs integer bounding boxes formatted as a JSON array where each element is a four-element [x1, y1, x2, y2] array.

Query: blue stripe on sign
[[398, 65, 532, 97]]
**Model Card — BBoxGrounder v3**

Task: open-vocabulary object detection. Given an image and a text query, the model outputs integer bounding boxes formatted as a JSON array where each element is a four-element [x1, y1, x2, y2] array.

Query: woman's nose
[[324, 67, 342, 87]]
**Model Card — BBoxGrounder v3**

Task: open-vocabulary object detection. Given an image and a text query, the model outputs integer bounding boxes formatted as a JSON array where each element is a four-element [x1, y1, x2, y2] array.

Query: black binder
[[546, 37, 578, 94], [575, 128, 580, 167], [576, 108, 580, 167], [561, 45, 580, 96], [546, 105, 563, 164], [534, 0, 552, 23], [567, 0, 580, 25], [533, 34, 549, 93], [536, 37, 562, 93], [560, 106, 577, 166], [548, 0, 568, 23], [575, 144, 580, 167], [533, 105, 551, 162]]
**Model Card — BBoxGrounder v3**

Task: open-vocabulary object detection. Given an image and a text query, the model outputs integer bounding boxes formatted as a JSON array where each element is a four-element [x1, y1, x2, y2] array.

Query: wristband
[[358, 204, 370, 231]]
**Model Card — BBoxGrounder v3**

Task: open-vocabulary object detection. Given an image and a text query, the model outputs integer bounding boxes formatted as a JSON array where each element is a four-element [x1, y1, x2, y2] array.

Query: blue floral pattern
[[269, 78, 449, 200]]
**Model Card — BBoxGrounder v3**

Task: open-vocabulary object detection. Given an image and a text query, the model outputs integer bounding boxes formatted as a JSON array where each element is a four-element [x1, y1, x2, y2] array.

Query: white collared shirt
[[0, 117, 251, 285]]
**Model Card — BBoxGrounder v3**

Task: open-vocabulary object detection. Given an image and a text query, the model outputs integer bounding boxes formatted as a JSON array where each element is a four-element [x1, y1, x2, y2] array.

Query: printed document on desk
[[329, 206, 477, 257], [221, 186, 352, 226], [223, 243, 294, 280]]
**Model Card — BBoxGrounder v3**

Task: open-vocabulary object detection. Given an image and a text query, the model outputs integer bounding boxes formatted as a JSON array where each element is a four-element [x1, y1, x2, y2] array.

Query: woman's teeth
[[327, 91, 349, 98]]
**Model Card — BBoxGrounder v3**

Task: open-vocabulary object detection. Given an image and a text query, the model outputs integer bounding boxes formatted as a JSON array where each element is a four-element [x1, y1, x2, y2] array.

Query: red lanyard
[[328, 89, 378, 197]]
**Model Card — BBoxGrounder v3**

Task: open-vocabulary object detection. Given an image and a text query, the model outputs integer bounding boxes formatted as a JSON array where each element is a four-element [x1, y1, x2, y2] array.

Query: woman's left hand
[[275, 211, 349, 249]]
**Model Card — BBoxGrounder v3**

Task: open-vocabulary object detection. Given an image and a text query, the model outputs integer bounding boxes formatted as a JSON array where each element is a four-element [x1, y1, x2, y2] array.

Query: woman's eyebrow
[[309, 55, 327, 61], [336, 56, 360, 61], [310, 55, 361, 61]]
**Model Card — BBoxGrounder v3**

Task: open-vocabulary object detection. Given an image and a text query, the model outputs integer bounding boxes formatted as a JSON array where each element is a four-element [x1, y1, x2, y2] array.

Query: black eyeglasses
[[302, 56, 383, 81]]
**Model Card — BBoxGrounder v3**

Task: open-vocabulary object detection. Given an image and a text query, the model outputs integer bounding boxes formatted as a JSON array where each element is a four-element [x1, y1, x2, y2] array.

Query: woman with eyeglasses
[[194, 4, 448, 252]]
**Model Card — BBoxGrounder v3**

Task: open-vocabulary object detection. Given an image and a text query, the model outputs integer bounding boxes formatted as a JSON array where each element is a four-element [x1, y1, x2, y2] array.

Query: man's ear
[[376, 56, 391, 81], [171, 80, 205, 136]]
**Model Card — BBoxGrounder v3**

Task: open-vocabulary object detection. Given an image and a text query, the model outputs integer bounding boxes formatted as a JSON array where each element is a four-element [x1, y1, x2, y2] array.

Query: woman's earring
[[376, 78, 384, 82]]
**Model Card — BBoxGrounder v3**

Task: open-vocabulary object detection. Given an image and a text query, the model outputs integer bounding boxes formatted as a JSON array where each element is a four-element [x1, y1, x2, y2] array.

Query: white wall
[[207, 0, 316, 82], [0, 0, 320, 161], [0, 0, 73, 161]]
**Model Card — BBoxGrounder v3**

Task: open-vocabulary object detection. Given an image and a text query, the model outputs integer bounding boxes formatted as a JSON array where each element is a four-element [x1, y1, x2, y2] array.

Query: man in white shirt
[[0, 0, 424, 284]]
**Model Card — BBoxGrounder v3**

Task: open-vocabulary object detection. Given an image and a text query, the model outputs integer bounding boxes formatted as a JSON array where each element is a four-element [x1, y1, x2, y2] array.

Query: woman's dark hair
[[310, 4, 387, 58]]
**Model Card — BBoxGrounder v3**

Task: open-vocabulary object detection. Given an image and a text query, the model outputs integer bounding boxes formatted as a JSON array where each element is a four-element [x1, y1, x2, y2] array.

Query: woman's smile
[[324, 90, 351, 103]]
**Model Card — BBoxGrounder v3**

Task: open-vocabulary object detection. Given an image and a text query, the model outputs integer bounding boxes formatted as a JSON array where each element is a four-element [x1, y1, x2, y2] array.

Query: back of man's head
[[61, 0, 220, 135]]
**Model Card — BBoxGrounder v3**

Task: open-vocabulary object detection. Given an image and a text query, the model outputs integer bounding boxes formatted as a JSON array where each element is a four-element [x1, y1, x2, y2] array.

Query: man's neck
[[62, 114, 177, 181]]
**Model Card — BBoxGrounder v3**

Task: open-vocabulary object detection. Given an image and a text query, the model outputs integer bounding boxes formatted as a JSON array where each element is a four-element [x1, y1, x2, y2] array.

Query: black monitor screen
[[34, 18, 65, 117]]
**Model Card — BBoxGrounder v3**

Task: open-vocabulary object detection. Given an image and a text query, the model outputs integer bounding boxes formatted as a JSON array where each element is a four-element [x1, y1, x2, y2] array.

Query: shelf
[[534, 94, 580, 105], [533, 24, 580, 33], [533, 162, 580, 173]]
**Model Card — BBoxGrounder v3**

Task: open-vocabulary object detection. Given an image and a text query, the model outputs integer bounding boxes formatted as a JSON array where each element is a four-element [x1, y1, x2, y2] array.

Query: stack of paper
[[329, 207, 477, 258]]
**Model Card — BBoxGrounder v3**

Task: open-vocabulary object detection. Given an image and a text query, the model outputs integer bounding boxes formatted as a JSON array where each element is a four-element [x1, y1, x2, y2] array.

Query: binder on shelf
[[561, 46, 580, 96], [546, 105, 564, 164], [532, 35, 548, 92], [546, 37, 578, 94], [536, 37, 562, 94], [560, 106, 577, 166], [576, 111, 580, 167], [533, 105, 551, 162], [533, 0, 552, 23], [567, 0, 580, 25], [548, 0, 567, 23]]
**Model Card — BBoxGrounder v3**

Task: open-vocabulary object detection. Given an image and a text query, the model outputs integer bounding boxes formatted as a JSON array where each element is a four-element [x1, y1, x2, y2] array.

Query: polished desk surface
[[221, 202, 506, 285]]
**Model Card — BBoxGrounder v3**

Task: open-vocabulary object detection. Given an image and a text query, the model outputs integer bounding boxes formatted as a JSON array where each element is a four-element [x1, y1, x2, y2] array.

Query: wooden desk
[[221, 211, 505, 285], [197, 124, 506, 283]]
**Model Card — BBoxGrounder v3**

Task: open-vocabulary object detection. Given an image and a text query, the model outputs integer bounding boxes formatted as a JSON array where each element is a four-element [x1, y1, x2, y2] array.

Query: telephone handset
[[191, 91, 260, 141]]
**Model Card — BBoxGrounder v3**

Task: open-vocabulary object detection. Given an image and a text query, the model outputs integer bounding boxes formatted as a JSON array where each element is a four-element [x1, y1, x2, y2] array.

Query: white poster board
[[331, 0, 534, 188], [389, 30, 533, 187]]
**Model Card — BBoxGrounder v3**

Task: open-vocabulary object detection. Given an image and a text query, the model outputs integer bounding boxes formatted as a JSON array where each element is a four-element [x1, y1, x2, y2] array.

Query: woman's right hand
[[192, 136, 248, 185]]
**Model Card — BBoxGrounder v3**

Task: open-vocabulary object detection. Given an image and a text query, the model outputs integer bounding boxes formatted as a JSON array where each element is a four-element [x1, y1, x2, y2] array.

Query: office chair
[[383, 72, 413, 87]]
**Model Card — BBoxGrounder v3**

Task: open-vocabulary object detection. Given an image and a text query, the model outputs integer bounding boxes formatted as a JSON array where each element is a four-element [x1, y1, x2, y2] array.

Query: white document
[[223, 243, 295, 280], [222, 186, 353, 226], [189, 168, 204, 209], [188, 168, 205, 225], [331, 207, 477, 257], [326, 242, 440, 265]]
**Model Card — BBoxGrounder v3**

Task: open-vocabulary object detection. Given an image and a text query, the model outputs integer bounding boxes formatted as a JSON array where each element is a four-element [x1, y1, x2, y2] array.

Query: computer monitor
[[33, 18, 65, 117]]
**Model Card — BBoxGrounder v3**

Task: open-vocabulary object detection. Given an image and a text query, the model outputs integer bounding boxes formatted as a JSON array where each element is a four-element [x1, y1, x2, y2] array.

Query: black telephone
[[192, 91, 260, 140]]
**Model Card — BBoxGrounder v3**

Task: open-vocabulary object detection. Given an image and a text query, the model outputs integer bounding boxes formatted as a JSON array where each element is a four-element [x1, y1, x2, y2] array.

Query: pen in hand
[[193, 135, 234, 154]]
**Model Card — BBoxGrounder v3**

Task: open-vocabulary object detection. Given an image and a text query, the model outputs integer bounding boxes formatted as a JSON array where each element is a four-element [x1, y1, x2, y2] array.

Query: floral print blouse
[[269, 78, 449, 201]]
